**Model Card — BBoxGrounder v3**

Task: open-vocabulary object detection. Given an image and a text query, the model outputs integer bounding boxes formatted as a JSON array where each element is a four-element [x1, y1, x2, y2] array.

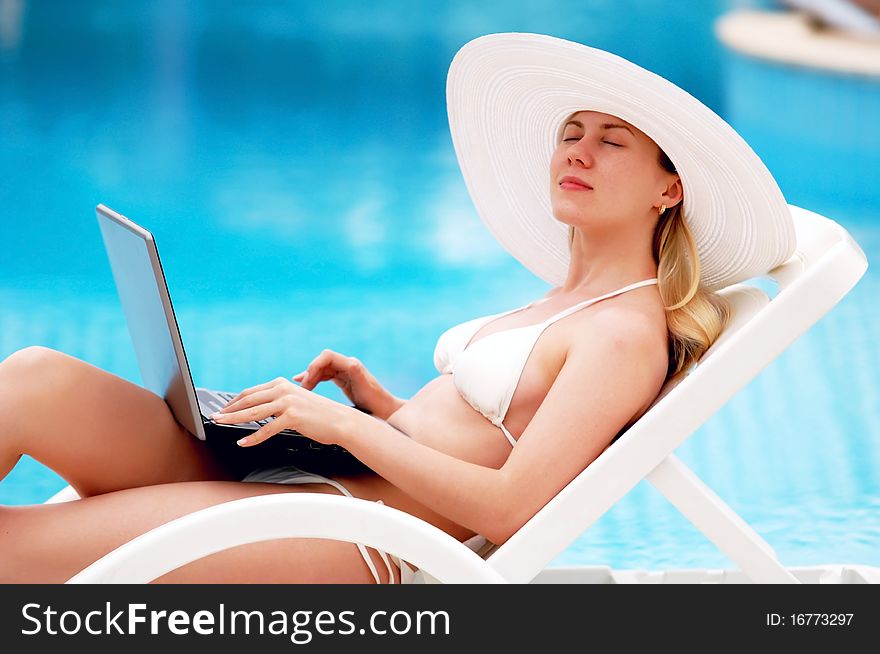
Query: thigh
[[0, 347, 238, 497], [0, 479, 401, 584]]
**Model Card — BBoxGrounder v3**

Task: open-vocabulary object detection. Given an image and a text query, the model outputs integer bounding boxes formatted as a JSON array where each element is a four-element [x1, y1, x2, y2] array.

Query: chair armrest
[[66, 494, 506, 584], [44, 485, 81, 503]]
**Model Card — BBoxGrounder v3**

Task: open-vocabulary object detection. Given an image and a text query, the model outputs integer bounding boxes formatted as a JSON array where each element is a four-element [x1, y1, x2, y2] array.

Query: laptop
[[95, 203, 369, 476]]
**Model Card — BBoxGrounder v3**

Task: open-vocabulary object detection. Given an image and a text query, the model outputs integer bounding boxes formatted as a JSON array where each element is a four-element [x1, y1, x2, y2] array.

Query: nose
[[565, 139, 595, 168]]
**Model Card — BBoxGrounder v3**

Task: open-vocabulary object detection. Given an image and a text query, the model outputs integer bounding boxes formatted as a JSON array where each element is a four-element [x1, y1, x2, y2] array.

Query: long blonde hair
[[567, 149, 730, 382]]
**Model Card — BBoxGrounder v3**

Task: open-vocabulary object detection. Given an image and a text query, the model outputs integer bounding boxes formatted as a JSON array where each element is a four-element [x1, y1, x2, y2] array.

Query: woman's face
[[549, 110, 680, 230]]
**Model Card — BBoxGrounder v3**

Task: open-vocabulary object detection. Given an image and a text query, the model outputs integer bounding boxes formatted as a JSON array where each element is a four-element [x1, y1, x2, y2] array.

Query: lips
[[559, 175, 592, 190]]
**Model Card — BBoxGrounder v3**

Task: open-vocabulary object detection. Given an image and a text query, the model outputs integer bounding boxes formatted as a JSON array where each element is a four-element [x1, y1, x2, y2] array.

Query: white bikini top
[[433, 278, 659, 447]]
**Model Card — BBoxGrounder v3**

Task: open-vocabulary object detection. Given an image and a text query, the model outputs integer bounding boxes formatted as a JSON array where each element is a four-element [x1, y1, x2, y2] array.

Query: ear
[[660, 176, 683, 209]]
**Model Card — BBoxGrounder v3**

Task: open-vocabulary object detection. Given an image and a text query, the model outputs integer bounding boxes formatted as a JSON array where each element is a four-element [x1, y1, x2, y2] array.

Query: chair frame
[[49, 204, 870, 584]]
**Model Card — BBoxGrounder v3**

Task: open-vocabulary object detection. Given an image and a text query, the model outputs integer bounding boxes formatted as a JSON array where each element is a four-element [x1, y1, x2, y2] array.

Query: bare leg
[[0, 346, 237, 496], [0, 479, 401, 583], [0, 347, 402, 583]]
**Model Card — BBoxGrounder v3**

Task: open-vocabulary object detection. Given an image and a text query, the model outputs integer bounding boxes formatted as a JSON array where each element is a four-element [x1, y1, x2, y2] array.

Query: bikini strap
[[541, 278, 658, 325]]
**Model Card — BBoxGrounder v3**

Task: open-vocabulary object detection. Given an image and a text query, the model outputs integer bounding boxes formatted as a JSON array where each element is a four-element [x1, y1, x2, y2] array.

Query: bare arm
[[337, 311, 668, 544], [340, 415, 509, 541]]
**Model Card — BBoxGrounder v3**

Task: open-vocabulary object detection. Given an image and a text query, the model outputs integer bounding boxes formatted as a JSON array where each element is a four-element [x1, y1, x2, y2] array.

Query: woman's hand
[[210, 377, 358, 448], [292, 349, 404, 420]]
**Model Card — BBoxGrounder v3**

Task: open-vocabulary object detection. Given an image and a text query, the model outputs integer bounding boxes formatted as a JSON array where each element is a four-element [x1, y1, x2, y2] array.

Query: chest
[[465, 299, 570, 349], [459, 305, 578, 407]]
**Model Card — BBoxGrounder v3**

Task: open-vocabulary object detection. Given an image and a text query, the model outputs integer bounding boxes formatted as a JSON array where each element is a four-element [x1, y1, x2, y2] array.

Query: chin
[[550, 203, 589, 228]]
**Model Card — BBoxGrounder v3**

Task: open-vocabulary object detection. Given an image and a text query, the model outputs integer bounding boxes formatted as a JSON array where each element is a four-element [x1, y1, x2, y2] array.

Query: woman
[[0, 34, 794, 584]]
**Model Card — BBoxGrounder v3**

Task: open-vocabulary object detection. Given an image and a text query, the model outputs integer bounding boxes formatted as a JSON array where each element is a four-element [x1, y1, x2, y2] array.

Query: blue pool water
[[1, 1, 877, 572]]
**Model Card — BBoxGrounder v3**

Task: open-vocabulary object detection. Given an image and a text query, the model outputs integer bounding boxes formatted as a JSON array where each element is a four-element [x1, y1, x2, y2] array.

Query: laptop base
[[202, 420, 372, 480]]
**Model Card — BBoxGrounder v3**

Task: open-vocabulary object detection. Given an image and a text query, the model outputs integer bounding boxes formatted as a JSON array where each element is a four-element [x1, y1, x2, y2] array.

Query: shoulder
[[566, 301, 669, 396], [586, 300, 666, 350], [527, 302, 668, 451]]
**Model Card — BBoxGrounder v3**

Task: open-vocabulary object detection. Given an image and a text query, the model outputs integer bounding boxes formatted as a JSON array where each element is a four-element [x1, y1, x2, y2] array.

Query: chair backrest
[[485, 204, 869, 582]]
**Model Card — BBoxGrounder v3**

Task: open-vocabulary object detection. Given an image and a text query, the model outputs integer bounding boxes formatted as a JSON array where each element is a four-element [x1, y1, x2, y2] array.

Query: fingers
[[293, 351, 332, 390], [342, 356, 365, 378], [211, 399, 282, 426], [295, 350, 362, 391], [212, 382, 297, 447], [222, 377, 288, 408], [218, 387, 280, 416], [236, 418, 285, 447], [293, 369, 318, 390]]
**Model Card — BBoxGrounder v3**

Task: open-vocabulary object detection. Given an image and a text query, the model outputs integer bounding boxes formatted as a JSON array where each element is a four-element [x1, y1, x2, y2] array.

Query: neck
[[560, 221, 658, 295]]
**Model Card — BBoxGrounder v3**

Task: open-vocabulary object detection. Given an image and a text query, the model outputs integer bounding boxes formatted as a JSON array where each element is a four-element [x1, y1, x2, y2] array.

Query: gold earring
[[658, 204, 667, 216]]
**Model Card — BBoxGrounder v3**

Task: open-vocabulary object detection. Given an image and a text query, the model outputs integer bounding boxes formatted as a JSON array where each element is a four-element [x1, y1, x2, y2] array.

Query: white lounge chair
[[47, 204, 879, 584]]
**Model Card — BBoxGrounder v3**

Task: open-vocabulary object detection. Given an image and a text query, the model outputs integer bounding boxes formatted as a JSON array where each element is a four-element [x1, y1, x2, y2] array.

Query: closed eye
[[561, 138, 622, 146]]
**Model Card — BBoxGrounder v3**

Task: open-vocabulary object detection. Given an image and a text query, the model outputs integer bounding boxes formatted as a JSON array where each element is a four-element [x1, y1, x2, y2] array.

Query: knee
[[1, 346, 65, 377], [0, 346, 75, 403]]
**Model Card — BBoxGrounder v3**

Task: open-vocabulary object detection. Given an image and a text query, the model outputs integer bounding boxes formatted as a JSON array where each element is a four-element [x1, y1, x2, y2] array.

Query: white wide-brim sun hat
[[446, 32, 796, 292]]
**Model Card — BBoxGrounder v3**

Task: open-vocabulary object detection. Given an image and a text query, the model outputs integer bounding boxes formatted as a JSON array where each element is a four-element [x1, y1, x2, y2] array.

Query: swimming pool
[[1, 0, 877, 572]]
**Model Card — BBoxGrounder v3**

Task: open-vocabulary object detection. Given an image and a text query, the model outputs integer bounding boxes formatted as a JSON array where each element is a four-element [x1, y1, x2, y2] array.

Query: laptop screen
[[96, 204, 205, 440]]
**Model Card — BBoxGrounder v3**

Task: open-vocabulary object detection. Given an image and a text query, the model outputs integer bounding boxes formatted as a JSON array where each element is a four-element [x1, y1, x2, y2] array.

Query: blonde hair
[[566, 150, 730, 382]]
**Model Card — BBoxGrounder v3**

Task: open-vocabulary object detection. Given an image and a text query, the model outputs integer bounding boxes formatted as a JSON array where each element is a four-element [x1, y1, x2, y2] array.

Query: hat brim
[[446, 32, 795, 291]]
